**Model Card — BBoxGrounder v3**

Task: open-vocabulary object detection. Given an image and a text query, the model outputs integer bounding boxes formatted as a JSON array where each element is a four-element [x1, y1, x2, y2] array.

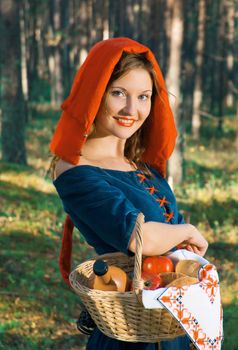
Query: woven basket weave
[[69, 213, 185, 342]]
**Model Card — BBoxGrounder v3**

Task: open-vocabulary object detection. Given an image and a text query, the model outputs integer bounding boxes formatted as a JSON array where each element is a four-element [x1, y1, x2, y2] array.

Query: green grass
[[0, 107, 237, 349]]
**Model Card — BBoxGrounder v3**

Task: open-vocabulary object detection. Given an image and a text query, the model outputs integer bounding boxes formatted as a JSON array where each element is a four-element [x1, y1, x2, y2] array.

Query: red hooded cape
[[50, 37, 177, 284]]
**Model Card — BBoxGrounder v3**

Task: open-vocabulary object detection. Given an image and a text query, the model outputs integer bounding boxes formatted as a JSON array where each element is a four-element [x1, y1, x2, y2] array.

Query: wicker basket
[[69, 213, 185, 342]]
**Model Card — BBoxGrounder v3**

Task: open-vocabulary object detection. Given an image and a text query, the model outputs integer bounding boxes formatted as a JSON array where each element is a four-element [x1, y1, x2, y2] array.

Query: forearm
[[128, 221, 208, 256]]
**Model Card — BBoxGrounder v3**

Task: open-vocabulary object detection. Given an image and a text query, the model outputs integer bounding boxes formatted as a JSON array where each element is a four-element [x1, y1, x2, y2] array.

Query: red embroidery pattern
[[159, 265, 223, 350], [137, 172, 174, 222], [199, 264, 219, 303]]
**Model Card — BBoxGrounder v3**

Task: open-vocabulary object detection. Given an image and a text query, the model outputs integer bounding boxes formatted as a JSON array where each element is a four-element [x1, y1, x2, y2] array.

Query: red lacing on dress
[[136, 173, 173, 223], [163, 211, 174, 223], [145, 186, 158, 195], [137, 173, 146, 183], [156, 196, 169, 207]]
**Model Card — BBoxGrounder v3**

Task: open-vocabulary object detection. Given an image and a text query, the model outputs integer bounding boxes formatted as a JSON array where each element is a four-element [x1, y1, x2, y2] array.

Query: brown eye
[[138, 94, 150, 101], [111, 90, 125, 97]]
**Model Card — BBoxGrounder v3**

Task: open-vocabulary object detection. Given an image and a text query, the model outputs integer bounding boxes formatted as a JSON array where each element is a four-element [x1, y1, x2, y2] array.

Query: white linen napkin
[[142, 250, 223, 350]]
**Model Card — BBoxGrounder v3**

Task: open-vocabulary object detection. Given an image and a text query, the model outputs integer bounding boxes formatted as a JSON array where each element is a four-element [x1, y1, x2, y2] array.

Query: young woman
[[50, 37, 207, 350]]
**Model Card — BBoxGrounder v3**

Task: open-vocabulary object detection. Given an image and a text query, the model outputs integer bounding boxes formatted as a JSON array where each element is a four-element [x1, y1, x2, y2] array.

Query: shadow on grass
[[184, 159, 236, 187], [193, 198, 237, 223], [180, 196, 238, 229], [0, 179, 59, 210], [223, 301, 238, 350], [199, 120, 237, 144], [0, 332, 87, 350], [0, 228, 58, 258], [208, 242, 238, 260]]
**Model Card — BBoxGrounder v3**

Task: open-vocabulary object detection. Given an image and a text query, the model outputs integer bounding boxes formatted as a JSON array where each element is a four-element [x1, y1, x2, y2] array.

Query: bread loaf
[[175, 259, 201, 277]]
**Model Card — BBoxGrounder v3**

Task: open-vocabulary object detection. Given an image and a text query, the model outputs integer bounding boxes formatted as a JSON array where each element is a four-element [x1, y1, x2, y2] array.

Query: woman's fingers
[[185, 244, 194, 252]]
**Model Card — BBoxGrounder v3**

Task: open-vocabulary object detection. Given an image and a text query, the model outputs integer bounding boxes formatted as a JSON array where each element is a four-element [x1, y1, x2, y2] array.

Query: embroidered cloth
[[142, 250, 223, 350]]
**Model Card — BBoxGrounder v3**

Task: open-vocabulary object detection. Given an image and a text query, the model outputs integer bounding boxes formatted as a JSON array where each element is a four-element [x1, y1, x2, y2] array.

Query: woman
[[50, 37, 207, 349]]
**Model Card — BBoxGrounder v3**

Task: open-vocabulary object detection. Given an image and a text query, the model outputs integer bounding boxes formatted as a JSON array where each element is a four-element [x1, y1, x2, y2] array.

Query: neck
[[81, 135, 126, 160]]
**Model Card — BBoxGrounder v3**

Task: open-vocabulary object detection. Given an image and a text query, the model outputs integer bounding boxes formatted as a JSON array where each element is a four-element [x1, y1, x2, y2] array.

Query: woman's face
[[94, 68, 153, 140]]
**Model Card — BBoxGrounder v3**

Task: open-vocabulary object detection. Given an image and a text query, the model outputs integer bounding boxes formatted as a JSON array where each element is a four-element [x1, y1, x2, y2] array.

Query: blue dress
[[53, 165, 191, 350]]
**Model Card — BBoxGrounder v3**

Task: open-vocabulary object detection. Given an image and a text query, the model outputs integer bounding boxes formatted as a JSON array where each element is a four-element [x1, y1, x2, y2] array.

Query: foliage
[[0, 108, 237, 349], [29, 78, 51, 103]]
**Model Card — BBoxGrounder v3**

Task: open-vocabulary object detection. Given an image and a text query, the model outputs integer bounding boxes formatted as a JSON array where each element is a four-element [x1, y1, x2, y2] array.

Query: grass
[[0, 106, 237, 349]]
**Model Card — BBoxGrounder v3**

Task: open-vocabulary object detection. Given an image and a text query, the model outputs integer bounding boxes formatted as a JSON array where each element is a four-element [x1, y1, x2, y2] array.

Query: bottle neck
[[100, 270, 111, 284]]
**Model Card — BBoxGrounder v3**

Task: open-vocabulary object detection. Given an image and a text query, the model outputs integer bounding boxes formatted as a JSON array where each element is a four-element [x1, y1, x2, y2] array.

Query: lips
[[113, 116, 136, 127]]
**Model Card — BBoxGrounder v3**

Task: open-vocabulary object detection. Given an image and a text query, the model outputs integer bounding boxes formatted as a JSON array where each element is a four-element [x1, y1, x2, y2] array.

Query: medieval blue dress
[[53, 164, 191, 350]]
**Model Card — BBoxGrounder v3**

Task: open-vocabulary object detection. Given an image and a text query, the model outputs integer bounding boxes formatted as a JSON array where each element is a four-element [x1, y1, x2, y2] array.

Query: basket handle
[[132, 213, 145, 294]]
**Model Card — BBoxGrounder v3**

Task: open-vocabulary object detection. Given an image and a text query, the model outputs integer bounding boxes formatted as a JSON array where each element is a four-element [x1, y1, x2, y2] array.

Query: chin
[[113, 125, 141, 139], [114, 130, 136, 140]]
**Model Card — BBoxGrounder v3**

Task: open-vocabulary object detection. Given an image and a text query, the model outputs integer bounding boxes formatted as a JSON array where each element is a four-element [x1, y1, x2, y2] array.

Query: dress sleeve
[[177, 212, 185, 224], [55, 173, 141, 255]]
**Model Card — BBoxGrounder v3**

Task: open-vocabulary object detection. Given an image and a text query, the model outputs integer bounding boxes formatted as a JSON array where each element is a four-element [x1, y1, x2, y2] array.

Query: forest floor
[[0, 106, 237, 350]]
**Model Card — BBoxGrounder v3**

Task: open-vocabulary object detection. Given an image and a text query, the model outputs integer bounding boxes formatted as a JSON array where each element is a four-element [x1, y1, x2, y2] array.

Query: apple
[[141, 272, 163, 290]]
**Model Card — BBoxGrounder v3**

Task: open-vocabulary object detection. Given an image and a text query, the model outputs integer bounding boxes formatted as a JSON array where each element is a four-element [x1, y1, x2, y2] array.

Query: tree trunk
[[48, 0, 64, 106], [27, 1, 38, 106], [164, 0, 173, 75], [149, 0, 166, 72], [19, 1, 29, 121], [206, 0, 219, 114], [217, 0, 226, 131], [225, 1, 235, 108], [60, 0, 71, 97], [166, 0, 184, 185], [0, 0, 27, 164], [180, 0, 197, 133], [191, 0, 206, 140]]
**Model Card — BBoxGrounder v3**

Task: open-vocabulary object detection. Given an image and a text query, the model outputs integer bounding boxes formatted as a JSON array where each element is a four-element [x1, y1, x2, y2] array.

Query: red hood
[[50, 37, 177, 177]]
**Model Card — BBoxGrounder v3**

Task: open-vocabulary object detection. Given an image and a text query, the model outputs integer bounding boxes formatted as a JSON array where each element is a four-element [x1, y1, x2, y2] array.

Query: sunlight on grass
[[0, 171, 54, 194]]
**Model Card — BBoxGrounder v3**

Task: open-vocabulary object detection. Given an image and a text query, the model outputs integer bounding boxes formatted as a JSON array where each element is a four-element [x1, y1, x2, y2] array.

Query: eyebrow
[[110, 86, 152, 93]]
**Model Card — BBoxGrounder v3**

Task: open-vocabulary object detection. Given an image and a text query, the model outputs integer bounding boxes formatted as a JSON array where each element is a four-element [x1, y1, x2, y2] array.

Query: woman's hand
[[182, 224, 208, 256]]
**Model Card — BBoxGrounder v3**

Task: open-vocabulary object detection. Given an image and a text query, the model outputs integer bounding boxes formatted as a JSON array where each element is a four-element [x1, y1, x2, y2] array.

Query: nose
[[121, 96, 137, 116]]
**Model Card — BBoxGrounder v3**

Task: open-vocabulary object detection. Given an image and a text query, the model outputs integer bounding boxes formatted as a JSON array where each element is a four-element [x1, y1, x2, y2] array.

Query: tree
[[191, 0, 206, 140], [225, 0, 235, 108], [0, 0, 27, 164], [48, 0, 64, 106], [19, 0, 29, 120], [217, 0, 226, 131], [166, 0, 184, 185]]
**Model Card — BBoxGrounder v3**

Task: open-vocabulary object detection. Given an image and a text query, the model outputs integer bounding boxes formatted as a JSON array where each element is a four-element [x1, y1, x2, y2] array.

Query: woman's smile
[[112, 116, 136, 127]]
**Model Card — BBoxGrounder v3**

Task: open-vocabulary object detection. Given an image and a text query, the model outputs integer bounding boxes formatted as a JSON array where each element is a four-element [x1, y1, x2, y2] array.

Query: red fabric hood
[[50, 37, 177, 176]]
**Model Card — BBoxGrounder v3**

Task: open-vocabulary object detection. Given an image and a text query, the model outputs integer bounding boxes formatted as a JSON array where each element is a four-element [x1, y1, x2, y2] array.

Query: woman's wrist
[[185, 224, 198, 240]]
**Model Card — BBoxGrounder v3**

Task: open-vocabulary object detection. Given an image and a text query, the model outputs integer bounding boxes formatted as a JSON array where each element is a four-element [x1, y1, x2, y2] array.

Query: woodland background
[[0, 0, 238, 349]]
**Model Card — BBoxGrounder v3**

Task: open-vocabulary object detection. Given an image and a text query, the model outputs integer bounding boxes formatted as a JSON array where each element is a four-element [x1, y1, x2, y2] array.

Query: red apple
[[141, 272, 163, 290]]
